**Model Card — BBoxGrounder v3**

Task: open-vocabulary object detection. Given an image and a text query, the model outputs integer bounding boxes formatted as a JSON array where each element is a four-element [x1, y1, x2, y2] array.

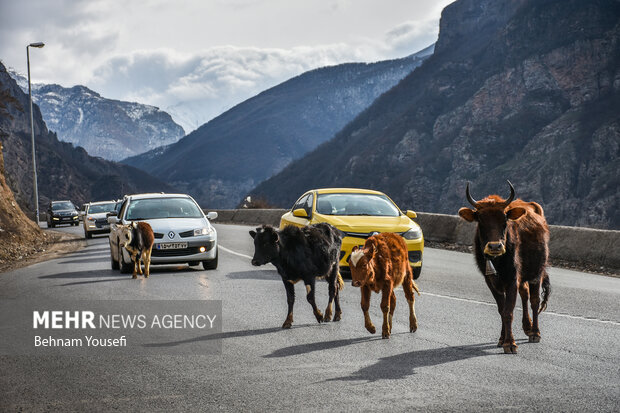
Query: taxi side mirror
[[293, 208, 309, 218], [406, 210, 417, 219]]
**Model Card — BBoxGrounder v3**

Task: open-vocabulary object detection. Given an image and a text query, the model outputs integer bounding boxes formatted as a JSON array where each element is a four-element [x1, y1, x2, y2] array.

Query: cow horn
[[465, 182, 479, 208], [501, 180, 515, 207]]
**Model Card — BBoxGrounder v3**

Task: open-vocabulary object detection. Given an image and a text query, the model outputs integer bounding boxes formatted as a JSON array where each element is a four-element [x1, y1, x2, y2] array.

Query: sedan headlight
[[402, 227, 422, 240], [194, 227, 214, 236]]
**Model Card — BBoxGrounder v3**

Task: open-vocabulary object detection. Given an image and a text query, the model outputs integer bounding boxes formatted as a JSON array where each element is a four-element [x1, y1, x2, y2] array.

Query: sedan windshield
[[87, 203, 117, 214], [316, 193, 400, 217], [125, 198, 204, 220], [52, 202, 75, 211]]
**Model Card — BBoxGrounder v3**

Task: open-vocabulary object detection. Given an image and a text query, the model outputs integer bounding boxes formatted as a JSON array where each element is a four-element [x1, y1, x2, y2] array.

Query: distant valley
[[124, 47, 433, 208]]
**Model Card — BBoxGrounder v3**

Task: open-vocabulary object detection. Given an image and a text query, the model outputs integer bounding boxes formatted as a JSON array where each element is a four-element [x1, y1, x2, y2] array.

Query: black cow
[[250, 223, 344, 329]]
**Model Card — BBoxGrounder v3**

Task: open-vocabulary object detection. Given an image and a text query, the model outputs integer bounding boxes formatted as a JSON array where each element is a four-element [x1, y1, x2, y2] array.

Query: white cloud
[[1, 0, 455, 132]]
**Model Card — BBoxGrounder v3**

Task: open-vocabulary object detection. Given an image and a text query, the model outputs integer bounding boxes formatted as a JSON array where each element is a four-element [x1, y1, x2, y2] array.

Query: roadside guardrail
[[209, 208, 620, 272]]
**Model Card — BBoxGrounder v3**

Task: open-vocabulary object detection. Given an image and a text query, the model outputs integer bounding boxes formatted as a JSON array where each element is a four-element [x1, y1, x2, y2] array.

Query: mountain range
[[10, 71, 185, 161], [251, 0, 620, 230], [123, 46, 433, 208], [0, 61, 172, 216]]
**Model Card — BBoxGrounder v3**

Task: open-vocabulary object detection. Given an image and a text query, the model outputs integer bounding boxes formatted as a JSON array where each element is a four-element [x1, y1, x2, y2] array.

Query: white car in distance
[[108, 193, 218, 272], [82, 200, 117, 238]]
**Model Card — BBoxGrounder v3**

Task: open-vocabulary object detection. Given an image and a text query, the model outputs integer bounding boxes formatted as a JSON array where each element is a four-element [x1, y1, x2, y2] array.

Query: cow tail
[[337, 272, 345, 291], [539, 270, 551, 314]]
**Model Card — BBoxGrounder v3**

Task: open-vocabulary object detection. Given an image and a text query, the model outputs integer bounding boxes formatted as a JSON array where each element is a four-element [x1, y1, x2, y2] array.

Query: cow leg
[[144, 249, 152, 278], [528, 278, 542, 343], [388, 290, 396, 335], [402, 269, 418, 333], [485, 276, 506, 347], [361, 285, 375, 334], [380, 285, 392, 339], [282, 281, 295, 329], [333, 272, 343, 322], [519, 281, 533, 336], [305, 281, 323, 324], [131, 251, 139, 279], [323, 265, 337, 322], [501, 280, 518, 354]]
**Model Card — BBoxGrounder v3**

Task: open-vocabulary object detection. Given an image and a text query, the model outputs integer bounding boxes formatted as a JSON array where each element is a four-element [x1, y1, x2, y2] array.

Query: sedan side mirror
[[406, 210, 417, 219], [207, 211, 218, 220], [107, 216, 119, 225], [293, 208, 309, 218]]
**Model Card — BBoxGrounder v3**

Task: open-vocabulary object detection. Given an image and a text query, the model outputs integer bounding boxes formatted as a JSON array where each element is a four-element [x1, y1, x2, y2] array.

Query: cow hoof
[[282, 322, 292, 329], [322, 314, 332, 322], [314, 311, 324, 323], [132, 274, 138, 279], [503, 344, 518, 354], [366, 325, 376, 334], [333, 312, 342, 322], [497, 339, 504, 347], [529, 335, 541, 343], [382, 332, 390, 339], [410, 326, 417, 333]]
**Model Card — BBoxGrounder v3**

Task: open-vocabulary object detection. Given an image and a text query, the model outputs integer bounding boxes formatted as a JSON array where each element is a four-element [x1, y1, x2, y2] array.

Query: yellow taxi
[[279, 188, 423, 278]]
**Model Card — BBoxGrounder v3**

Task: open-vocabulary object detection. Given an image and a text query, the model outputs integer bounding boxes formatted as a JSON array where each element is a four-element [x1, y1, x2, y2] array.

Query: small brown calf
[[120, 221, 155, 279], [348, 233, 420, 339]]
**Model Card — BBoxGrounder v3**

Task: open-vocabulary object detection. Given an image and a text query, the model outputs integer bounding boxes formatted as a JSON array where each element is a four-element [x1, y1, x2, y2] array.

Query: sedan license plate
[[156, 242, 188, 250]]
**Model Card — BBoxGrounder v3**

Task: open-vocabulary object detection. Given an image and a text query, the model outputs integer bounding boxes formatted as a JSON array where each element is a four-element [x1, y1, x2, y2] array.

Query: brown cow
[[458, 181, 551, 354], [119, 221, 155, 279], [348, 233, 420, 339]]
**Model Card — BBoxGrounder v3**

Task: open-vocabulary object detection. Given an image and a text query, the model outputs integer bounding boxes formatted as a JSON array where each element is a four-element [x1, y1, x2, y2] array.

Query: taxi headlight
[[402, 227, 422, 240], [194, 227, 214, 236]]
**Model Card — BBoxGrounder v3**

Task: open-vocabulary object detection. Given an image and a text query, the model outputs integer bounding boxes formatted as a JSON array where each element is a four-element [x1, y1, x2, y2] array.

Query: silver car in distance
[[108, 193, 218, 272]]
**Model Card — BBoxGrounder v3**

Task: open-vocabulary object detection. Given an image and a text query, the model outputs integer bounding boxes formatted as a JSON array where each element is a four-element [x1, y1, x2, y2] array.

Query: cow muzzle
[[484, 242, 506, 257]]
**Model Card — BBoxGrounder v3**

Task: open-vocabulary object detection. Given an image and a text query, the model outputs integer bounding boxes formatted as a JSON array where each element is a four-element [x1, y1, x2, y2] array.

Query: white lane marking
[[220, 245, 620, 327], [423, 292, 620, 326], [220, 245, 252, 260]]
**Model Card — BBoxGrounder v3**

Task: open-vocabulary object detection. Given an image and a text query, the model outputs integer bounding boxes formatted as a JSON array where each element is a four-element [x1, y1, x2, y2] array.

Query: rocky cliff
[[251, 0, 620, 229], [124, 48, 433, 208], [0, 62, 173, 216], [10, 71, 185, 161]]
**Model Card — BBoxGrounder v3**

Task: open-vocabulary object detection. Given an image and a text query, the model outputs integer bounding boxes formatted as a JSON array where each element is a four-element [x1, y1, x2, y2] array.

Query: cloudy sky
[[0, 0, 454, 132]]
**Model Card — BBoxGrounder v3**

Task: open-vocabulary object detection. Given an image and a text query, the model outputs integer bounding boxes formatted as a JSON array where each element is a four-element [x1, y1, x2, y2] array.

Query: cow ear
[[364, 239, 377, 258], [249, 230, 256, 239], [507, 207, 526, 221], [459, 207, 476, 222]]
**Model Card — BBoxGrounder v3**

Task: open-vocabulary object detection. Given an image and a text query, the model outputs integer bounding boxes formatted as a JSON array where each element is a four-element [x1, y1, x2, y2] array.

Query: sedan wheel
[[118, 242, 132, 274]]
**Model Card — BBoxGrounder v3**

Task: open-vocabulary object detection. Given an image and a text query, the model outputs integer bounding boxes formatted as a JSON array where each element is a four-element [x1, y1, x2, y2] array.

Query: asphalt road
[[1, 223, 619, 412]]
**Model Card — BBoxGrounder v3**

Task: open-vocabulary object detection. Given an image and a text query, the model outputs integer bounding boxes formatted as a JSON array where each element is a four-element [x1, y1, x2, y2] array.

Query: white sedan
[[108, 193, 218, 272]]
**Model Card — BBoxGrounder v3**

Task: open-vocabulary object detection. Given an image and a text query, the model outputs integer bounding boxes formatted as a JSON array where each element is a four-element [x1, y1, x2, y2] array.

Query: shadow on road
[[226, 270, 280, 281], [59, 257, 108, 265], [70, 246, 110, 254], [38, 269, 127, 286], [264, 336, 381, 358], [326, 342, 500, 382], [144, 326, 283, 348]]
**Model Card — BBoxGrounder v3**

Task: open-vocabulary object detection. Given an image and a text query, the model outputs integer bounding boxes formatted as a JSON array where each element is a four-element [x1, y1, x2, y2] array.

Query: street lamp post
[[27, 42, 44, 225]]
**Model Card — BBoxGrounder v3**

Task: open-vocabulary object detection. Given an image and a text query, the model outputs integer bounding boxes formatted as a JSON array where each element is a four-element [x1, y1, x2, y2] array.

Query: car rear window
[[316, 193, 400, 217], [87, 203, 117, 214], [52, 202, 75, 211], [125, 198, 204, 220]]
